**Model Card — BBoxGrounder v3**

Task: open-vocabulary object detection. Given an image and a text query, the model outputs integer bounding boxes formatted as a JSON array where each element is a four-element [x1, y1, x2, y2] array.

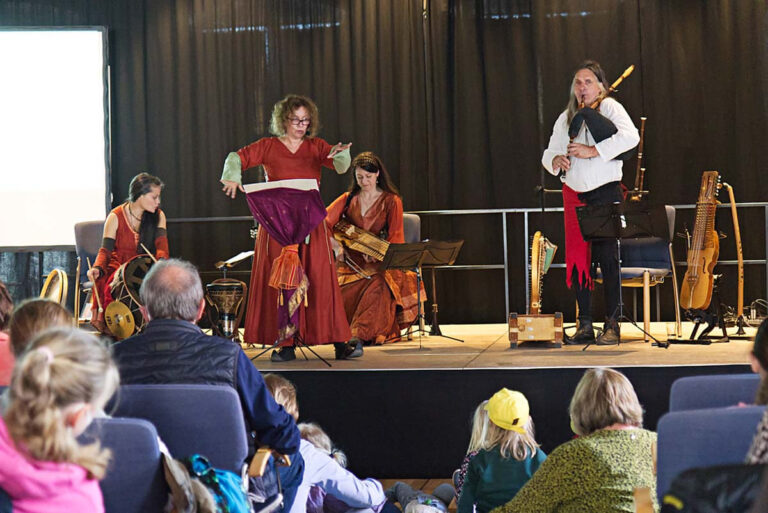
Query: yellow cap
[[484, 388, 530, 433]]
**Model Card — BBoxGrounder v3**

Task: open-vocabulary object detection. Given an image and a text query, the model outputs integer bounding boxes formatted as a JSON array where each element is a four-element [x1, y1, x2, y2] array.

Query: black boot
[[566, 318, 595, 345], [270, 346, 296, 362], [596, 318, 620, 345]]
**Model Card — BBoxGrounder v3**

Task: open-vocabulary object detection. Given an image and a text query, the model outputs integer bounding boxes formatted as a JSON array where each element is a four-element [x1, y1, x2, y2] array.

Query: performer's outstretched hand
[[221, 179, 245, 199], [327, 142, 352, 159]]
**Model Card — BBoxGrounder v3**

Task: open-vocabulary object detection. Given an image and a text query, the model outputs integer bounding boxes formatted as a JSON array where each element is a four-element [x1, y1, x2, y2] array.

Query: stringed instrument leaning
[[680, 171, 722, 311]]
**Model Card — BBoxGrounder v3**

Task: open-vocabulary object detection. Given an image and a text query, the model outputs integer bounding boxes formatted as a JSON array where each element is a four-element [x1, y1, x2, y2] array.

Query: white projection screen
[[0, 27, 110, 251]]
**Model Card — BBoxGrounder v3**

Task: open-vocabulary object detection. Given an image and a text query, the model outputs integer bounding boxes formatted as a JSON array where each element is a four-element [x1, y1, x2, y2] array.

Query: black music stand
[[576, 201, 668, 349], [381, 240, 465, 345]]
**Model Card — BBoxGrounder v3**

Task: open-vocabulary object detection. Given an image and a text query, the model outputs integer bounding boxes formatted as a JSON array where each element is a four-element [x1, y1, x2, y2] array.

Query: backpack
[[661, 463, 766, 512], [184, 455, 251, 513]]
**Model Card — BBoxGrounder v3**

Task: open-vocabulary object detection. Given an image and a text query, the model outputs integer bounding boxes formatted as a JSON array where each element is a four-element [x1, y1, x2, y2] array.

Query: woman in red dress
[[220, 94, 354, 362], [326, 152, 424, 357], [88, 173, 168, 333]]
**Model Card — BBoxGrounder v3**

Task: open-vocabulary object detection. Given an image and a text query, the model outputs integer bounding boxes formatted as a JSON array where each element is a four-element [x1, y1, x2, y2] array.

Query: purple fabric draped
[[245, 185, 327, 341]]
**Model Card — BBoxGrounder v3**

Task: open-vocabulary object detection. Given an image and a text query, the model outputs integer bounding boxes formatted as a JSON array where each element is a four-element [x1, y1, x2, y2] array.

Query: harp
[[509, 231, 563, 348]]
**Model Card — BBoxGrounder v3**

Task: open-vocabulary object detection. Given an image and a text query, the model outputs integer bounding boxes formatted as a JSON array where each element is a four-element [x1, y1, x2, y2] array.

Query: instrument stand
[[251, 333, 332, 368], [671, 275, 729, 344], [381, 241, 465, 347], [576, 202, 668, 350]]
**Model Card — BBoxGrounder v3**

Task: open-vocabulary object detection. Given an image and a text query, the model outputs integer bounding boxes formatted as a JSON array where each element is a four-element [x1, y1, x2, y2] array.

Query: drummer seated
[[112, 258, 305, 511]]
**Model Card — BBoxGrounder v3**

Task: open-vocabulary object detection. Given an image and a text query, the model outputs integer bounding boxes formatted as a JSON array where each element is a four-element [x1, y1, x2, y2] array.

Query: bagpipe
[[568, 65, 636, 161]]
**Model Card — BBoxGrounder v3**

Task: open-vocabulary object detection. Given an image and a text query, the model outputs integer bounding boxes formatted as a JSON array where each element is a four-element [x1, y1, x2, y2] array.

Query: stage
[[244, 322, 757, 478]]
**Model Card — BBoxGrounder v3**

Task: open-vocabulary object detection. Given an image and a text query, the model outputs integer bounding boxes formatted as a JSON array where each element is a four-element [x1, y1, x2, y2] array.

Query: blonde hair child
[[456, 389, 546, 513], [0, 328, 119, 512]]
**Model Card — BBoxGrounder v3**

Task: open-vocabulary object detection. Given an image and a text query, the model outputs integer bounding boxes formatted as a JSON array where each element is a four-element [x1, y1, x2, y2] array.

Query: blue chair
[[74, 220, 105, 322], [110, 384, 248, 472], [669, 374, 760, 411], [81, 417, 168, 513], [656, 405, 765, 499], [597, 205, 681, 341]]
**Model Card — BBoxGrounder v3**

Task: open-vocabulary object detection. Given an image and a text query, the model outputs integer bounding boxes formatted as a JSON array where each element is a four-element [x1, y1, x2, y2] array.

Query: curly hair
[[269, 94, 321, 137]]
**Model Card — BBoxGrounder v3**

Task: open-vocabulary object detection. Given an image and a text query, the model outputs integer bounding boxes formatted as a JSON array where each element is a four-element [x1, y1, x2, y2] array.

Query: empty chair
[[656, 405, 765, 499], [80, 417, 168, 513], [669, 374, 760, 411], [110, 384, 248, 472], [402, 213, 421, 243], [74, 220, 105, 321]]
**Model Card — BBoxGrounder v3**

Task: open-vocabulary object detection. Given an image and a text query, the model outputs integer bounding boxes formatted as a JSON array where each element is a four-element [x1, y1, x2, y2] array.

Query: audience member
[[1, 298, 71, 388], [112, 258, 303, 510], [491, 368, 657, 513], [385, 482, 455, 513], [299, 422, 350, 513], [0, 281, 13, 385], [746, 318, 768, 463], [263, 373, 386, 513], [453, 400, 487, 501], [0, 327, 119, 512], [457, 389, 546, 513]]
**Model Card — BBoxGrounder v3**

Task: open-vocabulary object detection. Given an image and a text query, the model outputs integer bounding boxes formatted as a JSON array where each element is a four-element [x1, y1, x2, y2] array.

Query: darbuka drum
[[205, 278, 247, 340], [107, 254, 154, 339]]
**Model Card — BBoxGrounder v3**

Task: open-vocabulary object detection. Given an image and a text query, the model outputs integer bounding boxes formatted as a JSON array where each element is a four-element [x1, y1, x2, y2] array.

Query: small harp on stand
[[509, 231, 563, 348]]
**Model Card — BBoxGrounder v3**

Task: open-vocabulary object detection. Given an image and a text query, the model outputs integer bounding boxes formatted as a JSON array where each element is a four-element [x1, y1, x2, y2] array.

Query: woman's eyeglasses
[[288, 117, 311, 127]]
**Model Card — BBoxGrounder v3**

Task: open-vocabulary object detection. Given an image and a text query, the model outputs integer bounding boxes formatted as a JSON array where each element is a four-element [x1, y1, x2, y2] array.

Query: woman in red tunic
[[326, 152, 424, 357], [88, 173, 168, 333], [220, 94, 354, 362]]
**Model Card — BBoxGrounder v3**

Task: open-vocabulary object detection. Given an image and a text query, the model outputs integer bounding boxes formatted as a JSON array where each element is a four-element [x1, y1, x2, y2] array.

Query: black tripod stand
[[576, 201, 668, 349], [381, 241, 465, 346]]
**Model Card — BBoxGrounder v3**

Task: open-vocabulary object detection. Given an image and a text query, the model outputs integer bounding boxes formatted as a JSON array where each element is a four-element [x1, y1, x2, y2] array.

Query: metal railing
[[169, 202, 768, 322]]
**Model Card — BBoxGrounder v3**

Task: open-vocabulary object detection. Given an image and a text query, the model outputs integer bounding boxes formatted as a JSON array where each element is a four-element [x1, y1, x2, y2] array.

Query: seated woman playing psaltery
[[326, 152, 424, 357]]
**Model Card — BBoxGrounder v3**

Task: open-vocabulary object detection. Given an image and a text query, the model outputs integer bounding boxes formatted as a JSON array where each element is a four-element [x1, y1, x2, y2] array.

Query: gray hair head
[[139, 259, 203, 321]]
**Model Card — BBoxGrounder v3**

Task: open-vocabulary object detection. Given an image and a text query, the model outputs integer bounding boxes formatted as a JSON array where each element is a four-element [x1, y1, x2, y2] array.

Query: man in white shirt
[[541, 61, 639, 345]]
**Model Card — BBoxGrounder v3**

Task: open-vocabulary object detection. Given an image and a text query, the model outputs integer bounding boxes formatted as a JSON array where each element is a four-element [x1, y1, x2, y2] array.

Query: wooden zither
[[680, 171, 722, 311], [333, 219, 390, 261], [509, 231, 563, 348]]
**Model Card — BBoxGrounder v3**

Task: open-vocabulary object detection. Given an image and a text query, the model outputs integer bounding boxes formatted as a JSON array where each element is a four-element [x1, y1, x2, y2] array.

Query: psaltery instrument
[[333, 219, 390, 261], [680, 171, 722, 311]]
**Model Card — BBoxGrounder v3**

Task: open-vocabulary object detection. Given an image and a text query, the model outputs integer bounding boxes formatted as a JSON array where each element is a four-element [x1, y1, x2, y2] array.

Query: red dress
[[237, 137, 351, 346], [92, 204, 168, 313], [326, 192, 424, 343]]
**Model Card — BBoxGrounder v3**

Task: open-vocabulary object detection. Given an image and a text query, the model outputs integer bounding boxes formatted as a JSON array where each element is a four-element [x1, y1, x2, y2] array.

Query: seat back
[[656, 405, 765, 499], [664, 205, 676, 242], [403, 213, 421, 243], [81, 417, 168, 513], [111, 384, 248, 472], [669, 374, 760, 411], [74, 220, 105, 283]]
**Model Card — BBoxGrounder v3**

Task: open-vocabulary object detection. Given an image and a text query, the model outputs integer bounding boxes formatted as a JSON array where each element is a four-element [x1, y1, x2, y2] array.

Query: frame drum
[[108, 254, 154, 338]]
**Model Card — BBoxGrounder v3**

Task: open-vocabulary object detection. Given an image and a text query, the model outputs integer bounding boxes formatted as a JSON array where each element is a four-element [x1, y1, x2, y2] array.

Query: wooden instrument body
[[510, 231, 562, 348], [333, 219, 390, 261], [680, 171, 721, 311]]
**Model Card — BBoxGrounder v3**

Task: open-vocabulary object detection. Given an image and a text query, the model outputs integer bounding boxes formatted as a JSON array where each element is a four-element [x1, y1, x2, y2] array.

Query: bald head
[[139, 259, 203, 321]]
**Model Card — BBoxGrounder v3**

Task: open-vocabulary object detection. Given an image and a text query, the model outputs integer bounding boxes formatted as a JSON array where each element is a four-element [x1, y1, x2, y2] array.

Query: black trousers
[[574, 181, 623, 323]]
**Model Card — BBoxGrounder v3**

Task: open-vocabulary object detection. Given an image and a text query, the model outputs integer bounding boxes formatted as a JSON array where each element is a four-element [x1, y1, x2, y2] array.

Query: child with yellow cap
[[457, 388, 546, 513]]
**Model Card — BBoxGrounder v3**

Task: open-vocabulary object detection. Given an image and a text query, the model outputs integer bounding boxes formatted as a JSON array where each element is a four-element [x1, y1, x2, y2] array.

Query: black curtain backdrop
[[0, 0, 767, 323]]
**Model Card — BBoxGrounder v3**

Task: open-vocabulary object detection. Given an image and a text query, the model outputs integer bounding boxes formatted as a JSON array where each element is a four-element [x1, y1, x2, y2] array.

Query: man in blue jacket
[[114, 258, 303, 511]]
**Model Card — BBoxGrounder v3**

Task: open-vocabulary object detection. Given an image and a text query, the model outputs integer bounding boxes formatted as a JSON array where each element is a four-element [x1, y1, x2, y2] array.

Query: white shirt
[[290, 439, 385, 513], [541, 97, 639, 193]]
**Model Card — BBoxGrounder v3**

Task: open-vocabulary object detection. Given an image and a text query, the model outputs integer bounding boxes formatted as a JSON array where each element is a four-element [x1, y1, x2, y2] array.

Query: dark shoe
[[270, 346, 296, 362], [347, 339, 363, 359], [596, 319, 621, 345], [565, 319, 595, 345], [334, 340, 363, 360]]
